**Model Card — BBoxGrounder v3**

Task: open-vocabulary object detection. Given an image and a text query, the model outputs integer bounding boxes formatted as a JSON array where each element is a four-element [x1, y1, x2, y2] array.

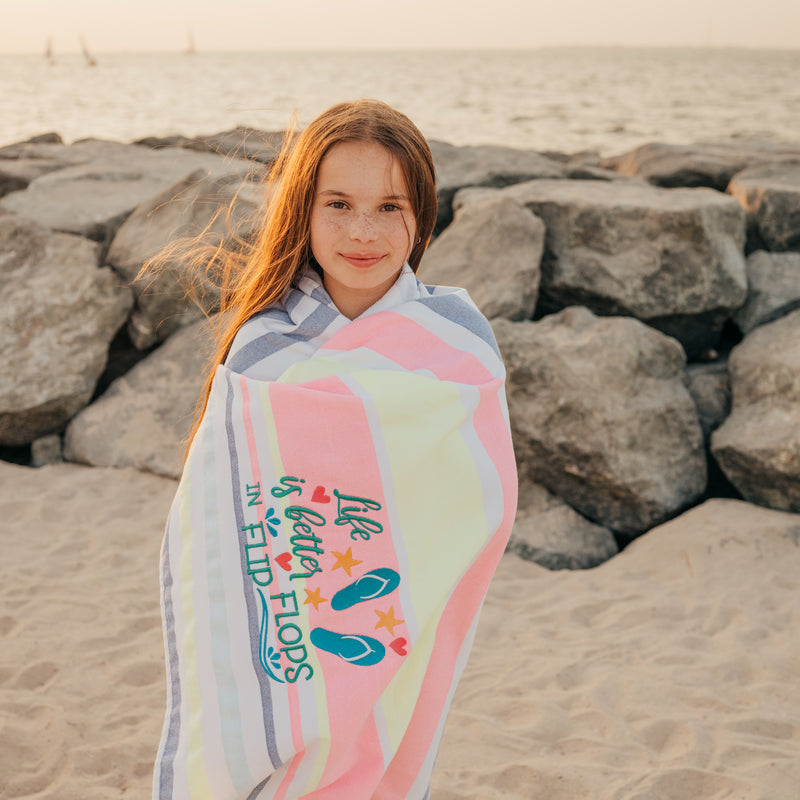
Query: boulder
[[727, 161, 800, 251], [602, 140, 800, 191], [420, 194, 544, 320], [64, 317, 217, 478], [509, 477, 618, 569], [683, 360, 731, 442], [179, 126, 285, 164], [107, 167, 265, 349], [429, 140, 566, 231], [711, 310, 800, 513], [0, 139, 101, 197], [498, 179, 748, 357], [494, 308, 706, 536], [0, 140, 235, 241], [0, 215, 133, 445], [734, 250, 800, 334]]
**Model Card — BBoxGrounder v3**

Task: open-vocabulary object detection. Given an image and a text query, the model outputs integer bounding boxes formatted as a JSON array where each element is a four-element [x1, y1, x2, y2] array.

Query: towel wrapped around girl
[[152, 99, 517, 800]]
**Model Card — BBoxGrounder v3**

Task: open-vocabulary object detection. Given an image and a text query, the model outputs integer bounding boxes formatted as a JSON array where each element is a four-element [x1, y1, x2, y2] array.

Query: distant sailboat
[[45, 36, 55, 64], [79, 34, 97, 67], [186, 29, 196, 55]]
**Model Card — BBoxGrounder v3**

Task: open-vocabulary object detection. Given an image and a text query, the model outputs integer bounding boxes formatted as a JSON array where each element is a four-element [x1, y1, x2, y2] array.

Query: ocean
[[1, 48, 799, 156]]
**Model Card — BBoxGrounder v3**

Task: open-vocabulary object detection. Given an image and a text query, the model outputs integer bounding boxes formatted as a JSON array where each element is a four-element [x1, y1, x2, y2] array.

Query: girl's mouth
[[340, 253, 385, 269]]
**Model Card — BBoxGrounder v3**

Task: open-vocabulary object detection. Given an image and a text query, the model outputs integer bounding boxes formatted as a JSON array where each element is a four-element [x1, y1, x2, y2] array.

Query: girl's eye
[[328, 200, 348, 210], [381, 203, 400, 212]]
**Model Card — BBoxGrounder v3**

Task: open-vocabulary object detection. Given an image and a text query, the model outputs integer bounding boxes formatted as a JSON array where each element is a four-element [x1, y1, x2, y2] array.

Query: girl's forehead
[[317, 141, 408, 194]]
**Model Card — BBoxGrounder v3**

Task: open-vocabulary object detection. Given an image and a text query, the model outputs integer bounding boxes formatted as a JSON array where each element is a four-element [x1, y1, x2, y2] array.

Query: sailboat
[[45, 37, 55, 64], [186, 29, 196, 55], [79, 35, 97, 67]]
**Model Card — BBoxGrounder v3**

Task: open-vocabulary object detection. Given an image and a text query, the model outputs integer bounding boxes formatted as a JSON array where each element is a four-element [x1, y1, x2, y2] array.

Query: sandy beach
[[2, 459, 798, 799]]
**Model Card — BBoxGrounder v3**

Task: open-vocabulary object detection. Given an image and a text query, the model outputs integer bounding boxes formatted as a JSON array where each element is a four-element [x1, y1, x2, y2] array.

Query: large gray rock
[[711, 310, 800, 513], [107, 168, 265, 349], [0, 139, 101, 197], [429, 140, 566, 231], [734, 250, 800, 334], [509, 477, 618, 569], [64, 317, 217, 478], [728, 161, 800, 251], [420, 194, 544, 320], [495, 308, 707, 536], [0, 140, 234, 241], [0, 215, 133, 445], [179, 126, 285, 164], [498, 179, 748, 356], [602, 140, 800, 191]]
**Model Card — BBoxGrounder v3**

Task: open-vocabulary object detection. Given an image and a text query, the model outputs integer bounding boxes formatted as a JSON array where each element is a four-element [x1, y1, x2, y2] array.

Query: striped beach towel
[[154, 265, 518, 799]]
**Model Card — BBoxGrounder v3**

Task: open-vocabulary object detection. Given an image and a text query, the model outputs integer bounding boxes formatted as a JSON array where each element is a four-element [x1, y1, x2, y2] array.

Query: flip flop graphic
[[330, 568, 400, 611], [310, 627, 386, 665]]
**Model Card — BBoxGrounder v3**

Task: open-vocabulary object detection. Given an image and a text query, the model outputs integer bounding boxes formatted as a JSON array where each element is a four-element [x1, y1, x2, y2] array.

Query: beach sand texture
[[1, 460, 798, 799]]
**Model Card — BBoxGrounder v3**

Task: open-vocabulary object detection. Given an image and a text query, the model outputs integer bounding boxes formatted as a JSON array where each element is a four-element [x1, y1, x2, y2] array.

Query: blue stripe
[[201, 408, 253, 793], [418, 294, 501, 355], [226, 304, 339, 374], [155, 507, 181, 799], [224, 370, 283, 771]]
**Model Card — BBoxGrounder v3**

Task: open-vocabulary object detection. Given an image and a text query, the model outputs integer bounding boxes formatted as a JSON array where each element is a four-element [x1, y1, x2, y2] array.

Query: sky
[[2, 0, 799, 54]]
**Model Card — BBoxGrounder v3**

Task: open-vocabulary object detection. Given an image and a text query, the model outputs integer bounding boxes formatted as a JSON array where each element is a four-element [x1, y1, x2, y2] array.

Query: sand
[[1, 461, 799, 799]]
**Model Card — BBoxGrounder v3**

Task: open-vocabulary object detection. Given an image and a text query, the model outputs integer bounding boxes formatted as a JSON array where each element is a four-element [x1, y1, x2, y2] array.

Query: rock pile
[[2, 128, 799, 568]]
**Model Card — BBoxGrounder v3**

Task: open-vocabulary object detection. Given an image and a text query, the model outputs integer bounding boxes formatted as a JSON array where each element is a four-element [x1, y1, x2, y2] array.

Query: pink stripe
[[321, 312, 496, 385], [238, 375, 263, 490], [267, 376, 406, 796]]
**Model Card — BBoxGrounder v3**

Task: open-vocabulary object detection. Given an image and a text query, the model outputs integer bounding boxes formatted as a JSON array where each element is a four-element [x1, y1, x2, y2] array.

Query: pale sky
[[2, 0, 799, 54]]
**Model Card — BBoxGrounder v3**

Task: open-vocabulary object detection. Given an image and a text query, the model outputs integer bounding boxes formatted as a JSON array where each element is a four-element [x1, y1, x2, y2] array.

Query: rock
[[429, 140, 566, 232], [683, 360, 731, 441], [494, 308, 706, 536], [420, 194, 544, 320], [509, 477, 618, 569], [179, 126, 285, 164], [64, 317, 217, 478], [0, 139, 99, 197], [734, 250, 800, 333], [31, 434, 63, 467], [602, 141, 800, 191], [711, 310, 800, 513], [497, 179, 747, 357], [0, 140, 235, 241], [0, 215, 133, 445], [727, 161, 800, 251], [107, 167, 265, 349]]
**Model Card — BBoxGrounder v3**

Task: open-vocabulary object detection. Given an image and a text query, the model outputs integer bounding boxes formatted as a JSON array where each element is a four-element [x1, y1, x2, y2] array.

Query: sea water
[[1, 48, 799, 155]]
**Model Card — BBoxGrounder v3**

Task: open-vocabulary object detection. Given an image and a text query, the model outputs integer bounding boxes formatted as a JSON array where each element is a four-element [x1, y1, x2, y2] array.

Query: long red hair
[[176, 99, 437, 452]]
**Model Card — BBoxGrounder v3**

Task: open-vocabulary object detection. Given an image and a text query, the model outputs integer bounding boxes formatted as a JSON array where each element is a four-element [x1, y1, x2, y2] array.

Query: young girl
[[154, 99, 518, 799]]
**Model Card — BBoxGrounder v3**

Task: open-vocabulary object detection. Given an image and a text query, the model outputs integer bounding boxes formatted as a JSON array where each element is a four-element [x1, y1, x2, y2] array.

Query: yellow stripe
[[179, 458, 214, 798], [356, 371, 487, 752]]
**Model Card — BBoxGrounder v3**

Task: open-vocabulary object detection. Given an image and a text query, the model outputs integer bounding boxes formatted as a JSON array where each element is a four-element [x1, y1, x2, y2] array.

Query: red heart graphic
[[311, 486, 331, 503], [275, 552, 292, 571], [390, 637, 407, 656]]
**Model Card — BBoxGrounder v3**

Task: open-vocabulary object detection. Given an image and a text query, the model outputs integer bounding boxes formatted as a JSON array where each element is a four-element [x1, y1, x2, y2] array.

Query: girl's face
[[310, 140, 417, 319]]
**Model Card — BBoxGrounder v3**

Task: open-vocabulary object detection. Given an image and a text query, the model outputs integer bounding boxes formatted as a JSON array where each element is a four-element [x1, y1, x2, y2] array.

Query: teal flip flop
[[310, 627, 386, 666], [330, 568, 400, 611]]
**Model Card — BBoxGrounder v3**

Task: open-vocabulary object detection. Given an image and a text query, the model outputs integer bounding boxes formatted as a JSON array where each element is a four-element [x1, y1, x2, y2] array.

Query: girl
[[154, 99, 517, 799]]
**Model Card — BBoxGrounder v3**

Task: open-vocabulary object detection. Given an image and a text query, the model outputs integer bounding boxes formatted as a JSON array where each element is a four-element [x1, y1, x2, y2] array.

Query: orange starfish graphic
[[330, 548, 363, 576], [374, 606, 404, 636], [303, 587, 328, 610]]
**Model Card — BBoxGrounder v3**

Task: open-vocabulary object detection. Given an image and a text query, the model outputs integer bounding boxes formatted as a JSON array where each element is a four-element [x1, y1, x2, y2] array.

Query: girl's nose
[[350, 212, 378, 241]]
